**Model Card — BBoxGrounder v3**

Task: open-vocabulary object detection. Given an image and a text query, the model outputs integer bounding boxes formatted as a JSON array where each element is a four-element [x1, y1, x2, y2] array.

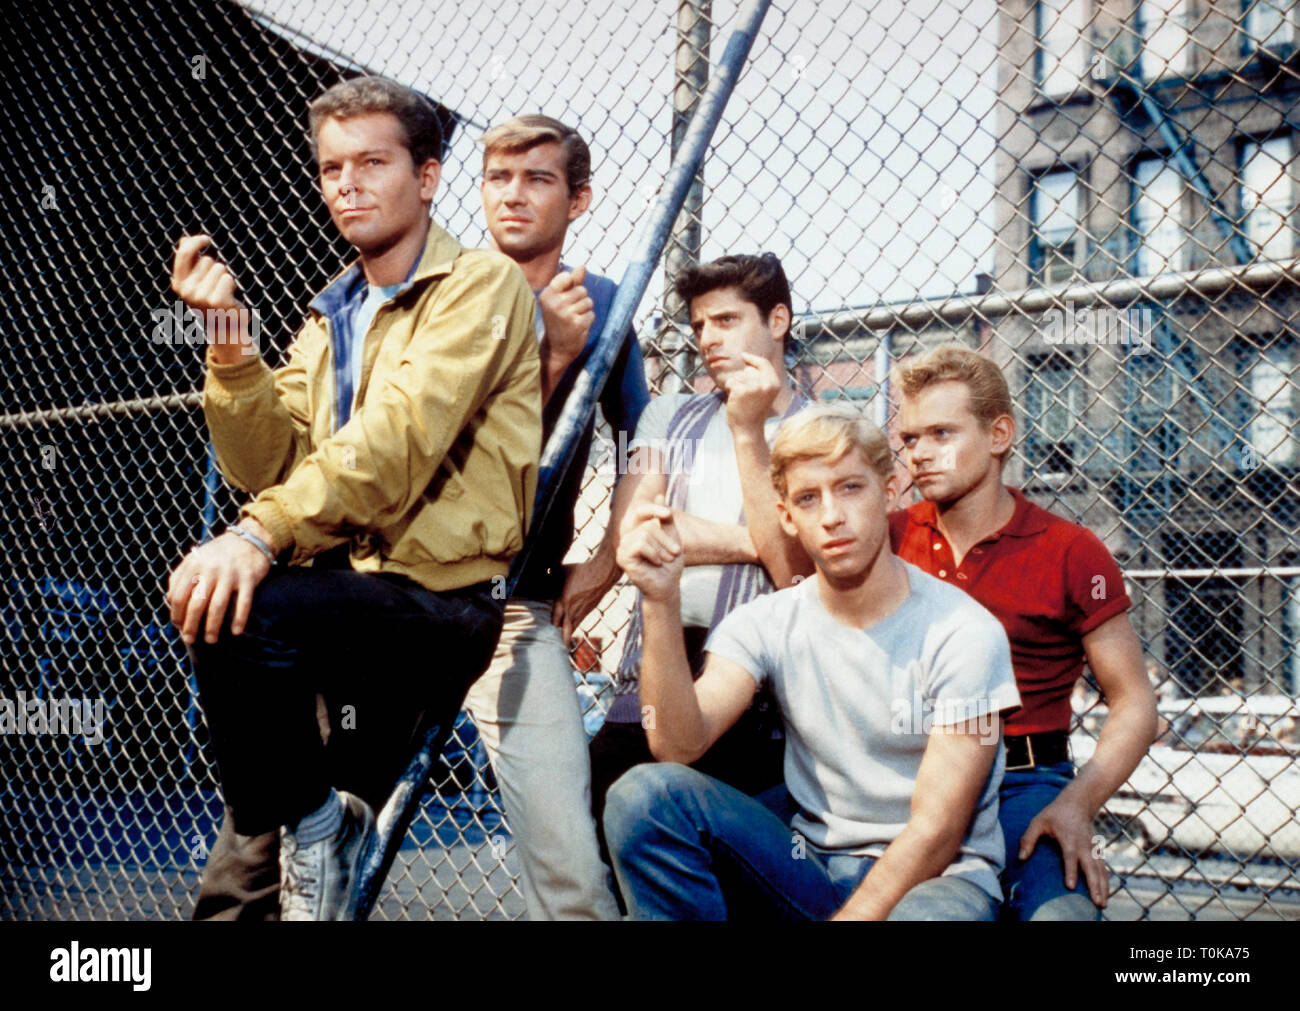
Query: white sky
[[245, 0, 999, 322]]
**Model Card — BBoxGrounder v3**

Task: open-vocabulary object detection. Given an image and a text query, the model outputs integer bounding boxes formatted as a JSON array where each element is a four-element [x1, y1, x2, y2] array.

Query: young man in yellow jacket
[[165, 77, 541, 921]]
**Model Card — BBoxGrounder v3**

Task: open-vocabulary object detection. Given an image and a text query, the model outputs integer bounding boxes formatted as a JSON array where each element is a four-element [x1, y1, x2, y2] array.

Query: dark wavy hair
[[674, 252, 794, 341]]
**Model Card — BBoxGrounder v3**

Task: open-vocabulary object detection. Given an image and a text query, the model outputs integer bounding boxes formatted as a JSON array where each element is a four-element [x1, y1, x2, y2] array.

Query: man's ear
[[990, 413, 1015, 461], [419, 159, 442, 203], [776, 498, 798, 539], [768, 303, 792, 345], [568, 183, 593, 223], [883, 470, 902, 512]]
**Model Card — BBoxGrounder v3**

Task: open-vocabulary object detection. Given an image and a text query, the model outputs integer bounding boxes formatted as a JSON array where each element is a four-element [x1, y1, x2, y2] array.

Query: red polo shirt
[[889, 487, 1131, 736]]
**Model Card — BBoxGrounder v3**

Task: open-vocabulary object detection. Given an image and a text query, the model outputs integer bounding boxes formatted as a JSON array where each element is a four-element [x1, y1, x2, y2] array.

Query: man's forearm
[[731, 427, 810, 586], [1068, 697, 1159, 816], [836, 721, 996, 921], [539, 346, 571, 404], [584, 523, 625, 599], [673, 511, 759, 566], [640, 593, 711, 763], [206, 315, 256, 365], [834, 821, 964, 921], [204, 350, 306, 496]]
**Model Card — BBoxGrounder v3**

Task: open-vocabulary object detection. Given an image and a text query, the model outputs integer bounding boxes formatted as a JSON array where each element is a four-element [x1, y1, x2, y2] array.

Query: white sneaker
[[279, 791, 376, 920]]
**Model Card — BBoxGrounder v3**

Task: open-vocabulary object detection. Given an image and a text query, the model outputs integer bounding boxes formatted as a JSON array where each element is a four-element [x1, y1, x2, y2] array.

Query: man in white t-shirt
[[604, 405, 1020, 920], [588, 254, 814, 881]]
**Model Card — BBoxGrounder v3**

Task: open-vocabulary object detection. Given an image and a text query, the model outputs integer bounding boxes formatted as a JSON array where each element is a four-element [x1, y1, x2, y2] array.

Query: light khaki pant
[[463, 599, 620, 921]]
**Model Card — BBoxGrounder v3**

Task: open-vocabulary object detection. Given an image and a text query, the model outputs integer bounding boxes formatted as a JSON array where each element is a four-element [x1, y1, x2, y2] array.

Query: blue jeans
[[998, 761, 1100, 921], [604, 763, 999, 921]]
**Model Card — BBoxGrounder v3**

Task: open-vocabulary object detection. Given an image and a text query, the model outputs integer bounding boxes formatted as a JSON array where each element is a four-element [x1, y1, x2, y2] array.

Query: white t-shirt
[[628, 393, 787, 628], [705, 563, 1021, 900]]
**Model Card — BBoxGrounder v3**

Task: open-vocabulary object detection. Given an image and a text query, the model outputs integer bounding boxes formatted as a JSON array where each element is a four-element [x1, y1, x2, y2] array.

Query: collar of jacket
[[307, 220, 464, 319]]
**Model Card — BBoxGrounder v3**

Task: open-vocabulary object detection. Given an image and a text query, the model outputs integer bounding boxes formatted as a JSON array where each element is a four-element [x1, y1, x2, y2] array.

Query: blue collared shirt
[[310, 254, 420, 430], [513, 267, 651, 600]]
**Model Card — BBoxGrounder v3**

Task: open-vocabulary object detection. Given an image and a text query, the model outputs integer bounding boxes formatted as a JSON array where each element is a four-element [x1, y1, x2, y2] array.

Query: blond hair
[[770, 405, 894, 498], [892, 343, 1014, 429], [480, 114, 591, 192]]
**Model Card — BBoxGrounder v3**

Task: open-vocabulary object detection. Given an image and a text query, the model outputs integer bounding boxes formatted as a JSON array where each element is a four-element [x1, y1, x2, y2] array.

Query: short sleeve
[[703, 597, 772, 687], [1064, 529, 1132, 636], [600, 329, 651, 440], [627, 394, 684, 453], [926, 609, 1020, 728]]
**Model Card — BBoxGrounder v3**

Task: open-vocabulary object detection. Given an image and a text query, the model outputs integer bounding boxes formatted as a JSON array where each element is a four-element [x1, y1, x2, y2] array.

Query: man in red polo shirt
[[890, 344, 1157, 920]]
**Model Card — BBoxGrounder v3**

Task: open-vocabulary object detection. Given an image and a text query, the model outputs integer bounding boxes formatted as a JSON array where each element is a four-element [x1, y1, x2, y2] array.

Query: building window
[[1240, 135, 1294, 260], [1139, 0, 1192, 78], [1127, 341, 1184, 474], [1030, 169, 1085, 283], [1036, 0, 1090, 96], [1243, 0, 1296, 51], [1164, 533, 1243, 694], [1247, 342, 1298, 468], [1133, 157, 1187, 276], [1024, 352, 1085, 476]]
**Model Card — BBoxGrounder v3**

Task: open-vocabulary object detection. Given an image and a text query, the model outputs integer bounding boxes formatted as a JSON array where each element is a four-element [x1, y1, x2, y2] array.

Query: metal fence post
[[659, 0, 711, 394]]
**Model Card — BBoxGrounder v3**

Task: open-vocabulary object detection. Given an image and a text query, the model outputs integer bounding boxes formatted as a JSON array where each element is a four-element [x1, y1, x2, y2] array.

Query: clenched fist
[[723, 352, 781, 432], [538, 264, 595, 364], [616, 495, 684, 603], [171, 234, 257, 364]]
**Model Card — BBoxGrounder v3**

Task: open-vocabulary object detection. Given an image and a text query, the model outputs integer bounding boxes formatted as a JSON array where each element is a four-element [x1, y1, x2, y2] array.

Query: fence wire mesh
[[1, 0, 1297, 921]]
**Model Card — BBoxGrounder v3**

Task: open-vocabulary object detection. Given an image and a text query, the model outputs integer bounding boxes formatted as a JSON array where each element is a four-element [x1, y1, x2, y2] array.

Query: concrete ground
[[4, 838, 1297, 921]]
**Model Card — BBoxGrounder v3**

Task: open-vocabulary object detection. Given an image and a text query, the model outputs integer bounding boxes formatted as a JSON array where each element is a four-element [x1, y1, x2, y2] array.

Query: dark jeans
[[588, 626, 786, 909], [189, 563, 503, 909]]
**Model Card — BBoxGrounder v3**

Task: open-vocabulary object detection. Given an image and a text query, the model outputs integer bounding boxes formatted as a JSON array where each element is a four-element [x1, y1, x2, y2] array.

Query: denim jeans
[[190, 565, 503, 837], [604, 763, 999, 921], [998, 761, 1100, 921], [589, 626, 785, 901]]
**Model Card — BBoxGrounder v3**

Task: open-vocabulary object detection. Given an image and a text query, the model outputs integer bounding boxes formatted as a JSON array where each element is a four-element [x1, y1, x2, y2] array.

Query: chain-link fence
[[2, 0, 1297, 921]]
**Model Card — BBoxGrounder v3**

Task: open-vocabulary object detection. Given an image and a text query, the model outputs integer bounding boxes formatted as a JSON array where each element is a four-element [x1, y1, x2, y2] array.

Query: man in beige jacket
[[165, 77, 541, 920]]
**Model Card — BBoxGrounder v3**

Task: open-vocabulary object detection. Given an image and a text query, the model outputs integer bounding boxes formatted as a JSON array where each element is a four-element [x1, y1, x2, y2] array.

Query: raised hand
[[171, 234, 256, 363], [615, 495, 684, 602], [723, 352, 781, 431], [538, 264, 595, 363]]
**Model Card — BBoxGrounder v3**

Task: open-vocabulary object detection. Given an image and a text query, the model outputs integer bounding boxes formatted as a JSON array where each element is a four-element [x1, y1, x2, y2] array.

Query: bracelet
[[228, 524, 275, 563]]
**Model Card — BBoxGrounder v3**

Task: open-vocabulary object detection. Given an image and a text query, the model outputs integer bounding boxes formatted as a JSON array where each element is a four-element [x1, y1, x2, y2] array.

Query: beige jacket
[[202, 222, 541, 592]]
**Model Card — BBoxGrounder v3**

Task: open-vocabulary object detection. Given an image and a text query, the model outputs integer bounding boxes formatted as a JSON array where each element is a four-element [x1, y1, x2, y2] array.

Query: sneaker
[[279, 790, 376, 920]]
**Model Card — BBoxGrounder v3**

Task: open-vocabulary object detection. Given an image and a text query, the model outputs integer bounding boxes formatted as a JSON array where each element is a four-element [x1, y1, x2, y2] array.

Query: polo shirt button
[[957, 572, 967, 580], [933, 542, 942, 551], [939, 569, 948, 577]]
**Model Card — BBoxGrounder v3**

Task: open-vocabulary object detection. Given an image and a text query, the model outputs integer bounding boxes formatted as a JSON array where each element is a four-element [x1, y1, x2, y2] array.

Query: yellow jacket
[[202, 223, 541, 592]]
